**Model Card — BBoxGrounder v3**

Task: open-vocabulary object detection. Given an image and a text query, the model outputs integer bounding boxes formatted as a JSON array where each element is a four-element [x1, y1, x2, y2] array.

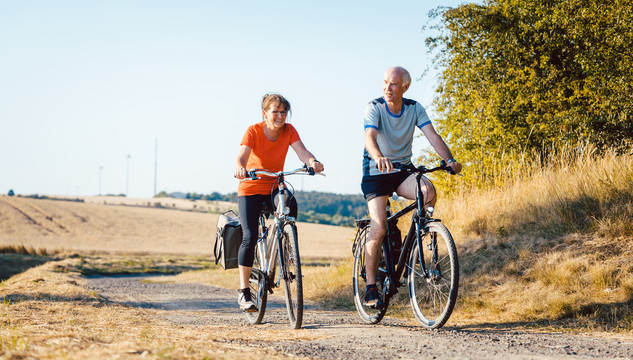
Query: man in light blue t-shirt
[[361, 66, 462, 309]]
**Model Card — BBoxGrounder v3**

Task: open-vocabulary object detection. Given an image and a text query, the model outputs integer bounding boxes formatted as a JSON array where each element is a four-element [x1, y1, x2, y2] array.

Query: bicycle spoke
[[408, 222, 459, 329], [281, 223, 303, 329], [352, 225, 388, 324], [245, 244, 267, 325]]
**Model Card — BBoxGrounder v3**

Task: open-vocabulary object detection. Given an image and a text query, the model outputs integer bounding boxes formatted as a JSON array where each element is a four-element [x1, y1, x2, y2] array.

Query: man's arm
[[365, 128, 393, 173], [420, 124, 462, 174]]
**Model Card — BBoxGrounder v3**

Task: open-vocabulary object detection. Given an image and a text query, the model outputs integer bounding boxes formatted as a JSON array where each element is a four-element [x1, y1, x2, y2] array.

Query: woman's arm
[[235, 145, 252, 179], [290, 140, 324, 173]]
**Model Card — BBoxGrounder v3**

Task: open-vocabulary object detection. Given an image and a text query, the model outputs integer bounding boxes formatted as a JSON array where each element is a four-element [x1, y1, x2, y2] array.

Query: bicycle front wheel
[[280, 223, 303, 329], [407, 221, 459, 329], [245, 242, 267, 325], [352, 225, 388, 324]]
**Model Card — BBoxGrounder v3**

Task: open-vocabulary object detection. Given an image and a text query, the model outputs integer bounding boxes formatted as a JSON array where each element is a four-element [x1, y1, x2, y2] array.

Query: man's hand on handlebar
[[376, 156, 394, 173], [445, 161, 462, 175]]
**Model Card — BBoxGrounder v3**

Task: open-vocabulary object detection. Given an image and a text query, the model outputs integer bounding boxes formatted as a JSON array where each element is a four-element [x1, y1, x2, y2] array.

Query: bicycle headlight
[[283, 206, 291, 215], [426, 206, 434, 217]]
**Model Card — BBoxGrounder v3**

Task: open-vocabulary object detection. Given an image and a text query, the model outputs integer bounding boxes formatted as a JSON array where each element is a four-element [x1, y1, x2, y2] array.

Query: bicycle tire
[[407, 221, 459, 329], [352, 225, 388, 324], [280, 223, 303, 329], [245, 240, 267, 324]]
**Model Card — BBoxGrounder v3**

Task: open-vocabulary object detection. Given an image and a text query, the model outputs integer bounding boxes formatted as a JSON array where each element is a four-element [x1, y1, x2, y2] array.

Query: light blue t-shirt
[[362, 97, 432, 176]]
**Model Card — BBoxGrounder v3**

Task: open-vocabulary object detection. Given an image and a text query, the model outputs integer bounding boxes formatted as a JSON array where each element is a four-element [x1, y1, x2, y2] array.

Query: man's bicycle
[[244, 166, 323, 329], [352, 161, 459, 329]]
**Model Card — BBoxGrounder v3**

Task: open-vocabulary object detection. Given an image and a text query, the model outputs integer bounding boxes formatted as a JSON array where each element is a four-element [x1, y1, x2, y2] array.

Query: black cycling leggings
[[237, 191, 298, 267]]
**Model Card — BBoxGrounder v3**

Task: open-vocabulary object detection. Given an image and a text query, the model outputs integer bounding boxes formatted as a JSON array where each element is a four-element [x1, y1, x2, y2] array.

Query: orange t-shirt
[[238, 122, 301, 196]]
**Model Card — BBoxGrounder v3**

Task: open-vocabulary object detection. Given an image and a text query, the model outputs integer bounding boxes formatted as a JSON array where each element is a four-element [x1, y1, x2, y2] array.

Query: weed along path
[[87, 275, 633, 360]]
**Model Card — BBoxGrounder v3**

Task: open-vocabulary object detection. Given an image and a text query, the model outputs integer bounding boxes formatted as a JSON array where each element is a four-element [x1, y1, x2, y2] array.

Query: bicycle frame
[[352, 161, 459, 328], [373, 165, 448, 300], [256, 177, 294, 289], [244, 165, 323, 329], [249, 167, 320, 288]]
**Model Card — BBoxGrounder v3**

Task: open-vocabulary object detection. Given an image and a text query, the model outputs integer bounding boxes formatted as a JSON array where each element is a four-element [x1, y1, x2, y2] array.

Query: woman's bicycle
[[244, 166, 323, 329], [352, 161, 459, 329]]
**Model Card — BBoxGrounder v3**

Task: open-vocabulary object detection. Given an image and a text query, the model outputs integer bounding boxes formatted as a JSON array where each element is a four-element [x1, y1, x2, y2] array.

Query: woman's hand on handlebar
[[309, 159, 324, 173], [234, 167, 247, 180]]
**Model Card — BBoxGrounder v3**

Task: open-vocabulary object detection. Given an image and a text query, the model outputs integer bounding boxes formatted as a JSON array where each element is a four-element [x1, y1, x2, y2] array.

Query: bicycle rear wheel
[[245, 241, 267, 325], [407, 221, 459, 329], [280, 223, 303, 329], [352, 225, 388, 324]]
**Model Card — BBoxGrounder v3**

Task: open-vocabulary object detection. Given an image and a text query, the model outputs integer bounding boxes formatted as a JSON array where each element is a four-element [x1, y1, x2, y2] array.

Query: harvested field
[[0, 196, 354, 258]]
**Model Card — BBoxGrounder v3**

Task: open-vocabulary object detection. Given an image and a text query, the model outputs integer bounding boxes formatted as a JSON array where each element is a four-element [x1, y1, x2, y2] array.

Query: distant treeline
[[155, 190, 367, 226]]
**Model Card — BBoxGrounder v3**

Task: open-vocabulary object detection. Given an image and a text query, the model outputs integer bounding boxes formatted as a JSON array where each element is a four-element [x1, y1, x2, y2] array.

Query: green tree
[[426, 0, 633, 187]]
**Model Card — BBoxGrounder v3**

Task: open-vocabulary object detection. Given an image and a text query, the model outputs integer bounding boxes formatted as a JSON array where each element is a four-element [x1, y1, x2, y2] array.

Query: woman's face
[[262, 102, 288, 130]]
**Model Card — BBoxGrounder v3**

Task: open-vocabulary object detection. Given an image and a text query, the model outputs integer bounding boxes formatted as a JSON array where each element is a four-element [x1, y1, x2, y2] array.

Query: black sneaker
[[238, 288, 258, 312], [364, 286, 383, 309]]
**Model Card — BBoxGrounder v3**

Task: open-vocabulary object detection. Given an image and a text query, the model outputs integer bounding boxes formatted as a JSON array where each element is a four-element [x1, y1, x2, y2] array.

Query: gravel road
[[87, 275, 633, 360]]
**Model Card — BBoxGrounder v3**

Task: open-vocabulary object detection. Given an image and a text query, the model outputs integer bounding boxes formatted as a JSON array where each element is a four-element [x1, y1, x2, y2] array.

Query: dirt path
[[87, 276, 633, 360]]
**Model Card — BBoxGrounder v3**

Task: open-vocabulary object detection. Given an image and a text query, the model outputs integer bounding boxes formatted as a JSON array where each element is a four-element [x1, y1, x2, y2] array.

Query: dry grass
[[0, 257, 320, 359], [436, 146, 633, 333]]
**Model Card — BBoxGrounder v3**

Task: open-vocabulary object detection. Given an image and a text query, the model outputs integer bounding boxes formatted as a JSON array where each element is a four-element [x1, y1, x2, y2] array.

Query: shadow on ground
[[0, 253, 52, 281]]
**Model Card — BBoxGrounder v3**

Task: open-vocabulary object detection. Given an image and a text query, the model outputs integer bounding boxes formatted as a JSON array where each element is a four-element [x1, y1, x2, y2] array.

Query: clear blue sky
[[1, 0, 470, 198]]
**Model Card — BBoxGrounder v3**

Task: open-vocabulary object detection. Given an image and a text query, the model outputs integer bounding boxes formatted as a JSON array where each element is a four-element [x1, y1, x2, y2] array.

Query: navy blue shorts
[[361, 171, 412, 201]]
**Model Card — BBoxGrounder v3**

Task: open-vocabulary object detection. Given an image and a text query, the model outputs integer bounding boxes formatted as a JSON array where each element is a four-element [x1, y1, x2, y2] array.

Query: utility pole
[[126, 154, 131, 197], [154, 139, 158, 197]]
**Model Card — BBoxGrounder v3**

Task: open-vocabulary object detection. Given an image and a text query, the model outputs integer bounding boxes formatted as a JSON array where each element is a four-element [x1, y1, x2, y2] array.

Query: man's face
[[383, 70, 409, 103]]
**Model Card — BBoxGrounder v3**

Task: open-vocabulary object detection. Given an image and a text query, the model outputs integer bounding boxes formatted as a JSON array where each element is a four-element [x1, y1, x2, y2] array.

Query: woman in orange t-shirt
[[233, 93, 324, 312]]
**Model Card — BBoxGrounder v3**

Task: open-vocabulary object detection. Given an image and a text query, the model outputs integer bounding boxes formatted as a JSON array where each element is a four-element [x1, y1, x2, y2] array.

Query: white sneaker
[[238, 289, 257, 312]]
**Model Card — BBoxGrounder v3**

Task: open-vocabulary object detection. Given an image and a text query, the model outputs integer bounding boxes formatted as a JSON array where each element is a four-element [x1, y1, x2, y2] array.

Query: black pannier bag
[[214, 210, 242, 270]]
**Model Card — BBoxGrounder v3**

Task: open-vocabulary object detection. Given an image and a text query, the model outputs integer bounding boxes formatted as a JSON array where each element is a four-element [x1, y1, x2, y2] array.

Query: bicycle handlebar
[[246, 165, 325, 180], [392, 160, 457, 175]]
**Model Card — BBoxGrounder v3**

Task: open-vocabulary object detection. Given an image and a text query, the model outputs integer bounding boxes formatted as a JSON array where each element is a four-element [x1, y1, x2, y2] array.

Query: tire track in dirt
[[1, 197, 67, 235], [87, 275, 633, 360], [0, 197, 116, 246]]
